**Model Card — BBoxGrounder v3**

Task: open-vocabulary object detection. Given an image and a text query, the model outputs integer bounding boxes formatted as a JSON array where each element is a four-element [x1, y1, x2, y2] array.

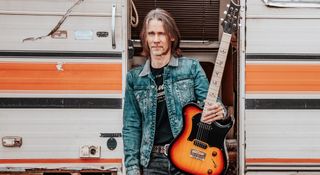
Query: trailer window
[[131, 0, 220, 41], [263, 0, 320, 7]]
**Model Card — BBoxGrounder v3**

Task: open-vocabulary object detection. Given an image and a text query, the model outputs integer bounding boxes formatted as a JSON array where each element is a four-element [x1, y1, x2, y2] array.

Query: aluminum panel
[[247, 0, 320, 18], [0, 109, 123, 166], [246, 19, 320, 54], [245, 110, 320, 159], [0, 0, 125, 52]]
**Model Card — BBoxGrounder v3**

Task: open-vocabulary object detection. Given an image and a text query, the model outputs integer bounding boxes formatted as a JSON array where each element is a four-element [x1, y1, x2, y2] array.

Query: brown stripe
[[0, 62, 122, 91], [246, 64, 320, 92], [246, 158, 320, 164], [0, 158, 122, 164]]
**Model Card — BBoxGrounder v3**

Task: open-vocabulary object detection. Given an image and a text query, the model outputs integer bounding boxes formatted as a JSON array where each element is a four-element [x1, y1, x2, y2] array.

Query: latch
[[2, 136, 22, 147], [128, 39, 135, 59], [80, 145, 101, 158]]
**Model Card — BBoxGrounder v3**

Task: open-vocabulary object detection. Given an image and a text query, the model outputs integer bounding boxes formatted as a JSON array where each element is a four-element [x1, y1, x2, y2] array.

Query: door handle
[[111, 4, 116, 49]]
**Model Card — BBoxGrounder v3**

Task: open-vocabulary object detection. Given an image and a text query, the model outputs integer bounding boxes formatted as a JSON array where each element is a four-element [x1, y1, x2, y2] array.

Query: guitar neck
[[203, 32, 232, 113]]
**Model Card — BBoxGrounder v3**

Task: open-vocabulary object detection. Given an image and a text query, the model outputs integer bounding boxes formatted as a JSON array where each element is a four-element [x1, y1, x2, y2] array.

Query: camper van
[[0, 0, 320, 175]]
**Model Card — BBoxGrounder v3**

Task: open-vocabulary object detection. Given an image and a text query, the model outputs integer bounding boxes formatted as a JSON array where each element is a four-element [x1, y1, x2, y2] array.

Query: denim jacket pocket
[[173, 78, 196, 107], [133, 88, 149, 115]]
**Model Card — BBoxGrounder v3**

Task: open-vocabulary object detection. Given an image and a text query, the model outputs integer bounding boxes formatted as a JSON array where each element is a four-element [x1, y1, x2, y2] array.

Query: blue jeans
[[143, 152, 188, 175]]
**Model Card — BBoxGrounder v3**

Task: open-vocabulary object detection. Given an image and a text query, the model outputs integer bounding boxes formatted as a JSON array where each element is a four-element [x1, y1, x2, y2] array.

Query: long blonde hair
[[140, 8, 182, 58]]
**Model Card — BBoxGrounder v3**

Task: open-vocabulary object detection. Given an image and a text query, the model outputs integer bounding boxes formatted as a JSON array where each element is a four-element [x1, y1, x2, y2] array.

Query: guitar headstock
[[221, 0, 241, 34]]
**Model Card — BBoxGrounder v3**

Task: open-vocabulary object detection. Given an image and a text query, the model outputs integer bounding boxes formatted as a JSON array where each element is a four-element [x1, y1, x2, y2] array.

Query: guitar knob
[[207, 169, 213, 174], [212, 151, 217, 157]]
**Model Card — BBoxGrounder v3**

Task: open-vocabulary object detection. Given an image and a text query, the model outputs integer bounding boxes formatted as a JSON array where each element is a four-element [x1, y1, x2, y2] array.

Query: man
[[123, 8, 228, 175]]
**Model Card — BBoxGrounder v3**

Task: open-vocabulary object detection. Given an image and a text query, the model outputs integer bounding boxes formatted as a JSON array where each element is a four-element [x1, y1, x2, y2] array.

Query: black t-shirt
[[151, 66, 174, 145]]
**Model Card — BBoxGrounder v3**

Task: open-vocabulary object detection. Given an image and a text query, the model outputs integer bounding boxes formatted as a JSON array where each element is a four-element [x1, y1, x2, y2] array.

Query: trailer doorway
[[129, 0, 240, 174]]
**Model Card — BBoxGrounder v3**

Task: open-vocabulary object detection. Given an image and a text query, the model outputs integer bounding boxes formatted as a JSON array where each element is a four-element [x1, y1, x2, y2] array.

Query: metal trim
[[246, 54, 320, 60], [246, 99, 320, 109], [0, 98, 122, 109], [0, 51, 122, 58]]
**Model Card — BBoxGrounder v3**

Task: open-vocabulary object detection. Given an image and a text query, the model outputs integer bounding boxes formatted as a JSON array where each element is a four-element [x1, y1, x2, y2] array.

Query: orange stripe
[[0, 158, 122, 164], [246, 158, 320, 164], [0, 62, 122, 91], [246, 64, 320, 92]]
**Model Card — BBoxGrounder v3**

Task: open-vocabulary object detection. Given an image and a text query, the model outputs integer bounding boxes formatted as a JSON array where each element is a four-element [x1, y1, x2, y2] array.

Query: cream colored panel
[[246, 19, 320, 54], [246, 110, 320, 159], [0, 0, 124, 52], [0, 0, 122, 14], [0, 109, 123, 159], [247, 0, 320, 18], [0, 15, 123, 52]]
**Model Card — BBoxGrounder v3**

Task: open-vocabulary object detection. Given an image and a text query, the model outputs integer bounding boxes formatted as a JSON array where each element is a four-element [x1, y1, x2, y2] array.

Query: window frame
[[262, 0, 320, 7]]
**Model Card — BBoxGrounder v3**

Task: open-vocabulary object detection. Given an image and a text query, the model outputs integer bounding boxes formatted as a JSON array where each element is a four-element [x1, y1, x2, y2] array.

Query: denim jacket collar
[[139, 56, 178, 77]]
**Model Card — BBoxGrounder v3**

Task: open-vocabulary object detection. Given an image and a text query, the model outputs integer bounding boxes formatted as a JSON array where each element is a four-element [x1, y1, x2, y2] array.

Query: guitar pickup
[[193, 139, 208, 149]]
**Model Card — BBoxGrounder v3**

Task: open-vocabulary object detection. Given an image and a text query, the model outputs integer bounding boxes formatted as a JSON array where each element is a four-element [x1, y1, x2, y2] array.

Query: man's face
[[146, 19, 173, 57]]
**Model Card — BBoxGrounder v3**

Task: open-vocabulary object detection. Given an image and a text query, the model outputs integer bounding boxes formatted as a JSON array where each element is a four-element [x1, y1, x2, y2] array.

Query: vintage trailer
[[1, 0, 320, 175], [0, 0, 237, 174], [0, 0, 128, 174], [239, 0, 320, 174]]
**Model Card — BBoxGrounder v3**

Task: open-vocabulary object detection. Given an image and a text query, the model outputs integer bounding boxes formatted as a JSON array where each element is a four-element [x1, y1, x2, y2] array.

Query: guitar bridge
[[190, 149, 206, 160]]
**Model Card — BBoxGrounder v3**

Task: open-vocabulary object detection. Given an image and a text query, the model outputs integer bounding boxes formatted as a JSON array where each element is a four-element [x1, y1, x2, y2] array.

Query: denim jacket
[[123, 56, 212, 175]]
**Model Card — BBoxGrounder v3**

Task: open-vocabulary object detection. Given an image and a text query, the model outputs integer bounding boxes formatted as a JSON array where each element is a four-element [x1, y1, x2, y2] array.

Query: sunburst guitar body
[[168, 103, 233, 175]]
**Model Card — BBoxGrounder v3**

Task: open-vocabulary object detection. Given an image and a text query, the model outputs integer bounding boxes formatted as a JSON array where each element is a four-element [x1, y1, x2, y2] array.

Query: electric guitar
[[168, 1, 240, 175]]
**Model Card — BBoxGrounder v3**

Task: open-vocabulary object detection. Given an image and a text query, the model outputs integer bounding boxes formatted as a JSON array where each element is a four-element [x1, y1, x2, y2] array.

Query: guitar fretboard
[[202, 33, 232, 118]]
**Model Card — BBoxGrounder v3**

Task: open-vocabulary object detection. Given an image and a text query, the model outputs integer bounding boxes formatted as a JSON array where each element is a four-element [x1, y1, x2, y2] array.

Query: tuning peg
[[227, 4, 230, 8], [224, 11, 227, 15], [238, 23, 242, 27], [221, 18, 224, 21]]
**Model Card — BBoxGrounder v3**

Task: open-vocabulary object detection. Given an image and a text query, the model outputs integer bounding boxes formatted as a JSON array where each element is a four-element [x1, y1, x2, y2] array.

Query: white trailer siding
[[242, 0, 320, 174], [245, 109, 320, 160], [0, 15, 124, 52], [246, 0, 320, 54], [246, 19, 320, 54], [0, 0, 128, 173], [0, 109, 123, 169], [0, 0, 125, 52], [0, 109, 123, 159]]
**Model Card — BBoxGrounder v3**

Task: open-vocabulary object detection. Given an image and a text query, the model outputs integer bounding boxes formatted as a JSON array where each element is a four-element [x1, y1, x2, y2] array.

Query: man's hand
[[201, 101, 225, 124]]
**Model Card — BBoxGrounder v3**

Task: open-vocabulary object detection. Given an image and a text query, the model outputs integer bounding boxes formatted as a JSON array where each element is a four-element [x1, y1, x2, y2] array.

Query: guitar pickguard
[[187, 112, 232, 150]]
